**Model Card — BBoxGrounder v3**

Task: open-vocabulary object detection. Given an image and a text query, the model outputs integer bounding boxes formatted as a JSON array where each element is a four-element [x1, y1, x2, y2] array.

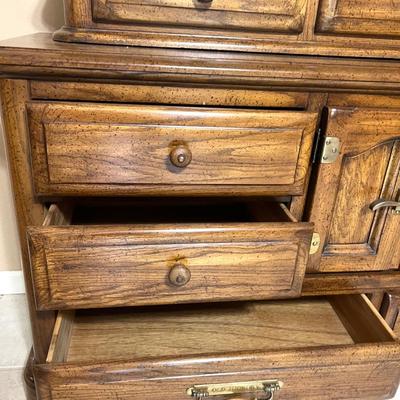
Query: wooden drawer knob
[[169, 144, 192, 168], [168, 264, 191, 287]]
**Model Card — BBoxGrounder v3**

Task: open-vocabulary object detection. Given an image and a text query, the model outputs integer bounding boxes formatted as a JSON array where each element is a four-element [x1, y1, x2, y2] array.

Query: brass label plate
[[187, 380, 282, 397]]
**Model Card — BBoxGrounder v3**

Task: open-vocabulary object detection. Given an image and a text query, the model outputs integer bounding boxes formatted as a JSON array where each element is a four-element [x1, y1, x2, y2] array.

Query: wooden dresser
[[0, 1, 400, 399]]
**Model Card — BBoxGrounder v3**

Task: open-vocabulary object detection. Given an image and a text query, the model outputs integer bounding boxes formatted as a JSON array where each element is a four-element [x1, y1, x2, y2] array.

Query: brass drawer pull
[[370, 199, 400, 214], [187, 380, 282, 400], [169, 143, 192, 168]]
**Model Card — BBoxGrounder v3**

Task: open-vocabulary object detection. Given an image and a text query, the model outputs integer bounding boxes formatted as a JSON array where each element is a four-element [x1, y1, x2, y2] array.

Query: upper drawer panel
[[92, 0, 307, 33], [316, 0, 400, 38], [27, 102, 318, 196]]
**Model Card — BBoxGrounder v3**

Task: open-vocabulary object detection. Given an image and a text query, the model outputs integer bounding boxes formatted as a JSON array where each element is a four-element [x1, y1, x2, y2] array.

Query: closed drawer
[[27, 102, 318, 196], [34, 295, 400, 399], [92, 0, 307, 34], [316, 0, 400, 39], [28, 200, 313, 310]]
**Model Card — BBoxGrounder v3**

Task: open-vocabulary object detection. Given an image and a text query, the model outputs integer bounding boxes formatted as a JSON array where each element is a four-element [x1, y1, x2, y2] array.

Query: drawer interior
[[47, 295, 395, 364], [67, 198, 296, 225]]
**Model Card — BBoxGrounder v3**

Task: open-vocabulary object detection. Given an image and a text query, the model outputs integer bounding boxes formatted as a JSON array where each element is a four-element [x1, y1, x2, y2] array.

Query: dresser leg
[[24, 349, 38, 400]]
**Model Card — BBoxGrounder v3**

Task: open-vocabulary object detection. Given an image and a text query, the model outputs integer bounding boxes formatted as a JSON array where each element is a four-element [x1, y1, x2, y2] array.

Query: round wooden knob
[[169, 144, 192, 168], [168, 264, 191, 287]]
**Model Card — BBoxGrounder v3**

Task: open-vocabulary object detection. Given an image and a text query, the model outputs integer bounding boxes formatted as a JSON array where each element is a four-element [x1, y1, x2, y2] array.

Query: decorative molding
[[0, 271, 25, 294]]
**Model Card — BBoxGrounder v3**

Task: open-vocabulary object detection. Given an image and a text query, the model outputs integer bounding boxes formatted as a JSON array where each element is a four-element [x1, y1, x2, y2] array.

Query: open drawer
[[34, 295, 400, 400], [28, 200, 313, 310]]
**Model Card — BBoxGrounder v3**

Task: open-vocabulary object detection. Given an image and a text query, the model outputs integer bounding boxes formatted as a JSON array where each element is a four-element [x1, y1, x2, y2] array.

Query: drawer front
[[27, 102, 318, 196], [35, 295, 400, 400], [35, 356, 400, 400], [93, 0, 307, 34], [28, 221, 312, 310], [317, 0, 400, 38]]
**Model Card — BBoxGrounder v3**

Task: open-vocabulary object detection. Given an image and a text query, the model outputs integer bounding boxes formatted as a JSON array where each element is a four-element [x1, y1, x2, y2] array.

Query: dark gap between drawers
[[70, 199, 291, 225]]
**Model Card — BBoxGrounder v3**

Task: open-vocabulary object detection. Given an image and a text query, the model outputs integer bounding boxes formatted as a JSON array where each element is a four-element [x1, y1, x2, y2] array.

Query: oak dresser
[[1, 1, 400, 399]]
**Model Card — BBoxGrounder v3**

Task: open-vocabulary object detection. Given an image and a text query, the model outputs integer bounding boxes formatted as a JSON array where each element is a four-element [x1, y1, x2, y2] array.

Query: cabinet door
[[308, 108, 400, 273], [316, 0, 400, 38]]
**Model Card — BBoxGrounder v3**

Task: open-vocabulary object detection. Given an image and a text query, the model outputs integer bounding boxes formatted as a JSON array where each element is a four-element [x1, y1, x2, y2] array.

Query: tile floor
[[0, 294, 32, 400], [0, 293, 398, 399]]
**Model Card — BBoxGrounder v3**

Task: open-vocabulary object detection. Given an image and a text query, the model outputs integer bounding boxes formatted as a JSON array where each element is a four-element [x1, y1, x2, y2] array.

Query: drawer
[[34, 295, 400, 400], [317, 0, 400, 39], [27, 102, 318, 196], [28, 200, 313, 310], [92, 0, 307, 34]]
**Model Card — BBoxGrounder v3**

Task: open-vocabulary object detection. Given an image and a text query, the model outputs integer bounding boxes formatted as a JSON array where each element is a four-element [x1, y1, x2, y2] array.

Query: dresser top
[[0, 33, 400, 92]]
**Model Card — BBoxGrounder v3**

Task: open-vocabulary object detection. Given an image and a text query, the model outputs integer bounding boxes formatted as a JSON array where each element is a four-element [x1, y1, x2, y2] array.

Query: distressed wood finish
[[34, 296, 400, 400], [0, 80, 54, 363], [307, 107, 400, 273], [28, 202, 313, 310], [27, 102, 317, 197], [93, 0, 308, 33], [5, 34, 400, 91], [29, 81, 310, 109], [53, 0, 400, 58], [316, 0, 400, 38], [303, 271, 400, 296], [1, 32, 400, 400]]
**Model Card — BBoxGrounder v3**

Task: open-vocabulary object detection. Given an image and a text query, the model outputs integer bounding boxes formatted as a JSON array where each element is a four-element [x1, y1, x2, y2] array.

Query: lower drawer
[[35, 295, 400, 400], [28, 200, 313, 310]]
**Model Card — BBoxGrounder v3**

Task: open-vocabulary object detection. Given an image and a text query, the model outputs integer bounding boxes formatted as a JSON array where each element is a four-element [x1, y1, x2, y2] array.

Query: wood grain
[[307, 107, 400, 273], [46, 311, 75, 363], [381, 292, 400, 333], [28, 202, 313, 310], [34, 296, 400, 400], [316, 0, 400, 38], [52, 0, 400, 59], [29, 81, 310, 109], [303, 271, 400, 295], [330, 294, 396, 343], [3, 34, 400, 90], [93, 0, 307, 33], [27, 102, 317, 196], [0, 80, 54, 363], [65, 299, 354, 362]]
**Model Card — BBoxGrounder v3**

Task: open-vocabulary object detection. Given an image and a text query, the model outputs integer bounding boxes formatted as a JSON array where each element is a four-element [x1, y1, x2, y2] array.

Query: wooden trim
[[302, 271, 400, 296], [330, 294, 396, 343], [0, 79, 54, 363], [46, 311, 75, 363], [29, 81, 310, 109], [52, 26, 400, 60], [2, 34, 400, 92]]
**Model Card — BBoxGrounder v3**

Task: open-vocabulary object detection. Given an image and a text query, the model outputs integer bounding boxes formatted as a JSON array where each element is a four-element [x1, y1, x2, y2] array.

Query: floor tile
[[0, 367, 26, 400], [0, 294, 32, 367]]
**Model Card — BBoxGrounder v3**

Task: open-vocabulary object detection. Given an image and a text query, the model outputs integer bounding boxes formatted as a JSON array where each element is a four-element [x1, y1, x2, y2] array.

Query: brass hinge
[[321, 136, 341, 164], [309, 233, 321, 255]]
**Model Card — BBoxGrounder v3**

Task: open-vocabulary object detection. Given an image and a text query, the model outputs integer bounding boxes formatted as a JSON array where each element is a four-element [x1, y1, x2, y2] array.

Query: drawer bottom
[[35, 295, 400, 399]]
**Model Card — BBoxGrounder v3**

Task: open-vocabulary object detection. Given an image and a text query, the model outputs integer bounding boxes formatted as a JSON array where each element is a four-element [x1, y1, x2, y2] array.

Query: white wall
[[0, 0, 64, 272]]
